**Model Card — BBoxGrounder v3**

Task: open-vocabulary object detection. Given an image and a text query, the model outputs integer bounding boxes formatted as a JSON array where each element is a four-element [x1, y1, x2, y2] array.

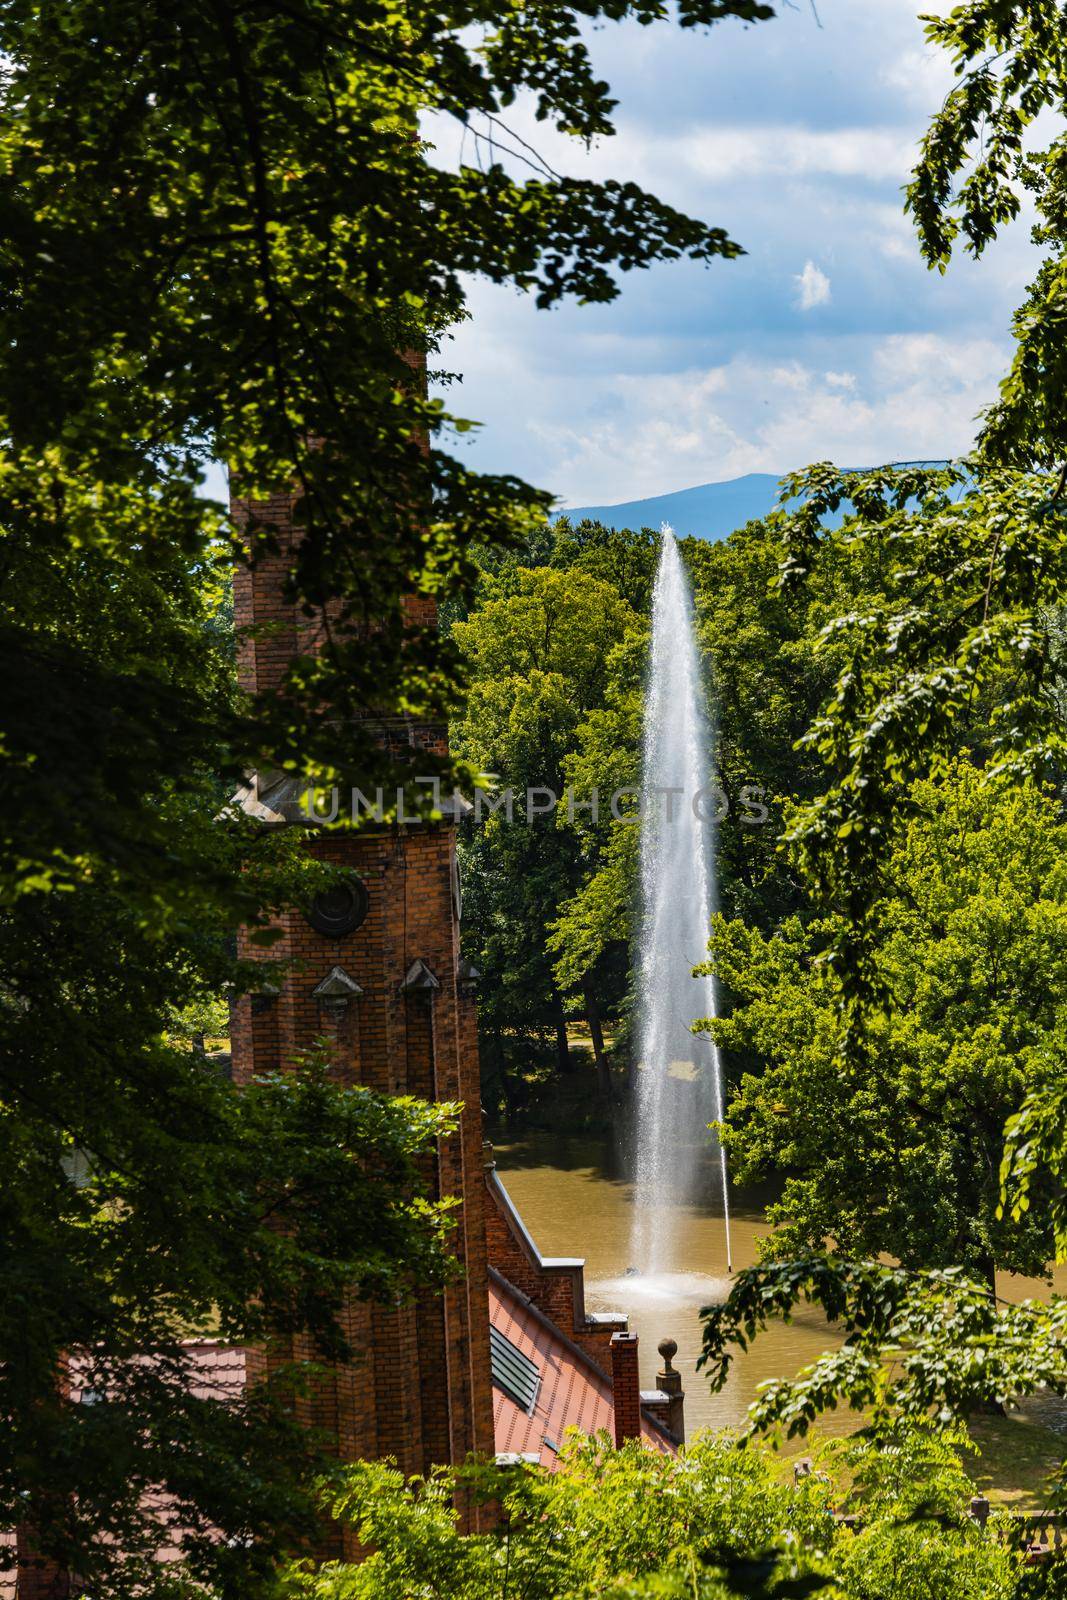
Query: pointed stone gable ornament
[[400, 958, 439, 994], [457, 959, 481, 997], [312, 966, 363, 1016], [250, 980, 281, 1017]]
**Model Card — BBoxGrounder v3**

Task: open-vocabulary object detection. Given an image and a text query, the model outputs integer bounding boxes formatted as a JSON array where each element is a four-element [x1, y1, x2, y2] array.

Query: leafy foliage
[[452, 525, 654, 1103], [833, 1422, 1018, 1600], [285, 1432, 837, 1599], [765, 462, 1067, 997], [2, 1037, 462, 1591], [1, 0, 782, 1586], [693, 471, 1067, 1446], [906, 1, 1067, 467], [0, 0, 777, 890], [700, 1254, 1067, 1453], [700, 763, 1065, 1281], [683, 520, 855, 931], [282, 1424, 1027, 1600], [0, 487, 466, 1588]]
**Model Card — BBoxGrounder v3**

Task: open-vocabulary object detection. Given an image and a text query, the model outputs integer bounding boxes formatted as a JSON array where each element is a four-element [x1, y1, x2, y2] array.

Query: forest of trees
[[450, 507, 859, 1115], [453, 463, 1067, 1302]]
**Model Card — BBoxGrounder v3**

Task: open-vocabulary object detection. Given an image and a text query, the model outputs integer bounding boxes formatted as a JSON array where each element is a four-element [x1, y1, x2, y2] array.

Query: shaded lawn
[[969, 1402, 1067, 1510]]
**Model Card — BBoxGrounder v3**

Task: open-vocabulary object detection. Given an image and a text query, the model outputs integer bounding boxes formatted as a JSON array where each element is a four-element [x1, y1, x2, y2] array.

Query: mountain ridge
[[555, 472, 783, 542], [557, 462, 953, 541]]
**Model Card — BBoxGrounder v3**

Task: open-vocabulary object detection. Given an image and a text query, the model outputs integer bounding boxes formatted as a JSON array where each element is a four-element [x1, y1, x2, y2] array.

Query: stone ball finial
[[657, 1337, 678, 1370]]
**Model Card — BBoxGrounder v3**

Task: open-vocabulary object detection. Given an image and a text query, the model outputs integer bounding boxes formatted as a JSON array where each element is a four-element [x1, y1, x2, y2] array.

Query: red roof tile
[[488, 1269, 671, 1467], [0, 1343, 249, 1596]]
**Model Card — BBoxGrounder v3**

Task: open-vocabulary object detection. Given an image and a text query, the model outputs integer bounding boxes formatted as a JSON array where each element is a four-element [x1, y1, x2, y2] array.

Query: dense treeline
[[454, 476, 1067, 1294], [451, 522, 652, 1109], [452, 505, 908, 1111]]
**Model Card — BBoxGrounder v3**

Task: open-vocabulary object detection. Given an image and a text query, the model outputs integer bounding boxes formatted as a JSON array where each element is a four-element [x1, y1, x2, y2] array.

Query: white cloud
[[680, 125, 918, 184], [794, 260, 832, 310], [519, 335, 1010, 506], [879, 45, 957, 109], [427, 0, 1039, 508]]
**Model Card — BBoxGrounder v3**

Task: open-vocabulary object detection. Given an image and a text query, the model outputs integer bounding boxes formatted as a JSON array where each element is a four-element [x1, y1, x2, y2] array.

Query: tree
[[907, 1, 1067, 472], [759, 0, 1067, 966], [1, 0, 782, 1585], [167, 995, 232, 1055], [695, 470, 1067, 1442], [287, 1432, 836, 1599], [702, 0, 1067, 1444], [282, 1424, 1019, 1600], [701, 1255, 1067, 1457], [453, 559, 644, 1101], [2, 0, 776, 903], [759, 461, 1067, 1000], [452, 519, 668, 1105], [550, 518, 660, 617], [701, 762, 1064, 1287], [545, 548, 653, 1093], [684, 520, 881, 931]]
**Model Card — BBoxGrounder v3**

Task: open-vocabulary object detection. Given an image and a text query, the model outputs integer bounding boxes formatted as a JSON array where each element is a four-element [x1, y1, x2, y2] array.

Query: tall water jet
[[631, 528, 731, 1277]]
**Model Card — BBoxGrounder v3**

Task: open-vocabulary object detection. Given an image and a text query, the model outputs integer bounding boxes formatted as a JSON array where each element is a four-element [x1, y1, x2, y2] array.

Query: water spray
[[631, 525, 733, 1279]]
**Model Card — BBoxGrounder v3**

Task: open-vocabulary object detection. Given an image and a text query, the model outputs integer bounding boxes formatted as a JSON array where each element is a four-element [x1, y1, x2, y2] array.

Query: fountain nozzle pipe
[[719, 1140, 733, 1275]]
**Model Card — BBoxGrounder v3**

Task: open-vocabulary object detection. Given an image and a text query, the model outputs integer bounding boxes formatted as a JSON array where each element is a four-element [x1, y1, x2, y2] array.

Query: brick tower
[[228, 488, 495, 1544]]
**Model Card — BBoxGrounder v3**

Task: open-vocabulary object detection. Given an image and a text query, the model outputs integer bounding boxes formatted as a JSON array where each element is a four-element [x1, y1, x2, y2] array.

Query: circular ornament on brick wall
[[306, 875, 369, 938]]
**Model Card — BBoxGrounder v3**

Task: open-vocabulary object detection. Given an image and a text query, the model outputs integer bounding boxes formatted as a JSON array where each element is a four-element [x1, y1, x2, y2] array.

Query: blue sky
[[428, 0, 1039, 510]]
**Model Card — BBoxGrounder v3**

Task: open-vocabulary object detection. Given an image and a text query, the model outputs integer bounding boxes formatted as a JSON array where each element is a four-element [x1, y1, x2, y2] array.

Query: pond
[[494, 1131, 1067, 1440]]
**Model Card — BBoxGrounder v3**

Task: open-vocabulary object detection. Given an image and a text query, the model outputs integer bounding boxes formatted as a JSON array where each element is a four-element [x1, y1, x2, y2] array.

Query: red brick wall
[[483, 1168, 628, 1373], [231, 490, 495, 1545], [231, 491, 302, 695], [11, 1537, 70, 1600], [609, 1334, 641, 1446]]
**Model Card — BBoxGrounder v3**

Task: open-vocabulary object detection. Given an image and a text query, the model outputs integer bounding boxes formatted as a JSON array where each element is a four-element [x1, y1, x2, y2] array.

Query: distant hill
[[558, 463, 958, 542], [556, 473, 783, 542]]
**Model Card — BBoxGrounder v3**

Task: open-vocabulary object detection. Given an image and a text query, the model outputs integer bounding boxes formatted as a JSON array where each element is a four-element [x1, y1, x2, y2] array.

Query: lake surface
[[494, 1132, 1067, 1439]]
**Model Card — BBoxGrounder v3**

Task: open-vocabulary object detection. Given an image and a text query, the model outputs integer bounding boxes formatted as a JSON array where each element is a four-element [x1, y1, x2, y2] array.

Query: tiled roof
[[488, 1268, 671, 1467], [1, 1290, 672, 1592], [0, 1343, 249, 1597]]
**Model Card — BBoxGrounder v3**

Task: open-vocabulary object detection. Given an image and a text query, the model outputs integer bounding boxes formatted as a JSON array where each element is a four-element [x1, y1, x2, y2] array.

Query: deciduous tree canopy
[[0, 0, 778, 1587], [703, 763, 1065, 1283]]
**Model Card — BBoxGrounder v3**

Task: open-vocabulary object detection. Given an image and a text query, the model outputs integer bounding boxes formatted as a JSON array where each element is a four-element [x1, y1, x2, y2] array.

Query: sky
[[427, 0, 1039, 511]]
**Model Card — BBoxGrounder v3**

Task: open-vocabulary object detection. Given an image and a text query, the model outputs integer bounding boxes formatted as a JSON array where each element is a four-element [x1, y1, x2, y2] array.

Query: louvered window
[[490, 1325, 541, 1414]]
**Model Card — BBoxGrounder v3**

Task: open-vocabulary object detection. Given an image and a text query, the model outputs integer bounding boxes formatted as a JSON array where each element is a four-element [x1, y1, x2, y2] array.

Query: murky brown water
[[494, 1133, 1067, 1439]]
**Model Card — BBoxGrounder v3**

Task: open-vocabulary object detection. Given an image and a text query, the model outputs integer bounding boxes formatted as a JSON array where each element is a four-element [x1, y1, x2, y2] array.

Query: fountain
[[629, 526, 732, 1279]]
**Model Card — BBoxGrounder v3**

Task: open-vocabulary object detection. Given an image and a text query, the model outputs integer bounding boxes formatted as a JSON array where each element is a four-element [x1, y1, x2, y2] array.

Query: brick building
[[226, 484, 683, 1481], [1, 485, 681, 1595], [484, 1160, 684, 1460], [227, 488, 497, 1543]]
